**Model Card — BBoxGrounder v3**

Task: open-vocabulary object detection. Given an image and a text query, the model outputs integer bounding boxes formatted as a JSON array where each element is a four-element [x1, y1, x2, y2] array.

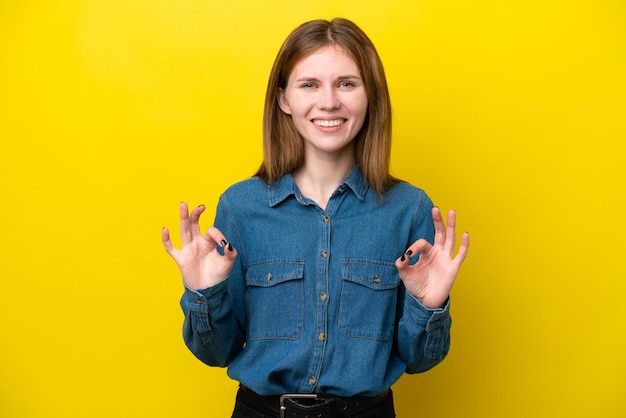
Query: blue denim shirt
[[180, 167, 451, 397]]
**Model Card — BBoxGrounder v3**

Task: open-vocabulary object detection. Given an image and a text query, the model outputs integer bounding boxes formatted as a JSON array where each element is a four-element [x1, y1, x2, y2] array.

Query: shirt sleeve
[[396, 291, 452, 373], [179, 280, 239, 366], [394, 190, 452, 373], [179, 195, 246, 367]]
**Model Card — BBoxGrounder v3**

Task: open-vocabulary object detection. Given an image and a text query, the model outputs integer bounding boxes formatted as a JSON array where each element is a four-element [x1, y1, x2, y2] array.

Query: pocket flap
[[246, 260, 304, 287], [342, 259, 400, 290]]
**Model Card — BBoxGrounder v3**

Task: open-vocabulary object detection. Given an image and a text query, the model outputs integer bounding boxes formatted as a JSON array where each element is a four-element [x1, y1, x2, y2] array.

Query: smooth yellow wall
[[1, 1, 625, 417]]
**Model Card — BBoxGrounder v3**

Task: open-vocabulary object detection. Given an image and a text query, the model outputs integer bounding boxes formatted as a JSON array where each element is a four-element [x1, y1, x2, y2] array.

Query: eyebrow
[[294, 75, 362, 83]]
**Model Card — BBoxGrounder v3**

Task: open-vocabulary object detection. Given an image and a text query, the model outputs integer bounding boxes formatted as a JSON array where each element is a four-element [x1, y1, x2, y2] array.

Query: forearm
[[396, 291, 452, 374], [180, 279, 245, 367]]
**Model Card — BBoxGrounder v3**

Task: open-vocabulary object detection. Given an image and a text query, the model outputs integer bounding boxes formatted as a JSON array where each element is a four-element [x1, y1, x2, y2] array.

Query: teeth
[[314, 119, 343, 127]]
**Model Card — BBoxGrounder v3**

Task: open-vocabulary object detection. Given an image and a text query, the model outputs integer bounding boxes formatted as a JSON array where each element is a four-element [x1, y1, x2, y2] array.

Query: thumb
[[395, 239, 432, 269], [204, 226, 238, 261]]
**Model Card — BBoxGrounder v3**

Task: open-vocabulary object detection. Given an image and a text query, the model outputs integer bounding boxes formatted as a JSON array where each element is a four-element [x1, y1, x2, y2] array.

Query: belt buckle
[[279, 394, 320, 418]]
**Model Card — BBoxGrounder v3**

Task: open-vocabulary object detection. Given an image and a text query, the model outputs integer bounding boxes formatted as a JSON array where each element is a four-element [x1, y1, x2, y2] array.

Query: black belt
[[239, 385, 390, 418]]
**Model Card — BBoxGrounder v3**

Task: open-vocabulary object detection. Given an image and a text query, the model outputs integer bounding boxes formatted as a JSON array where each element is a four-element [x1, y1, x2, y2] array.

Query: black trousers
[[231, 386, 396, 418]]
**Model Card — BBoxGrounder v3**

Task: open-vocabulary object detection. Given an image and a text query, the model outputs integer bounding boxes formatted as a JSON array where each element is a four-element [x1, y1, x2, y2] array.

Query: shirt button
[[320, 292, 328, 301], [266, 272, 272, 281], [318, 332, 326, 341], [322, 216, 329, 223], [373, 275, 381, 284], [321, 250, 328, 259], [309, 377, 317, 385]]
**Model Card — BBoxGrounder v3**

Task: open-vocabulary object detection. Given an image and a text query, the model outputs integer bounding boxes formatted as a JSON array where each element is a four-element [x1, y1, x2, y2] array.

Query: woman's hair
[[256, 17, 398, 194]]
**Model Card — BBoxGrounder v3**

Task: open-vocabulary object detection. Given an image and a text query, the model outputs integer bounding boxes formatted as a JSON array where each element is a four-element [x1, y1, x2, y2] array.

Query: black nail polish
[[220, 240, 227, 247], [406, 250, 413, 256], [401, 255, 406, 262], [227, 243, 233, 251]]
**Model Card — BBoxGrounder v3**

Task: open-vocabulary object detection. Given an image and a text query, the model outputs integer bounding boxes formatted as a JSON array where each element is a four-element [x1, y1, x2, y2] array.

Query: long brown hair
[[256, 18, 398, 194]]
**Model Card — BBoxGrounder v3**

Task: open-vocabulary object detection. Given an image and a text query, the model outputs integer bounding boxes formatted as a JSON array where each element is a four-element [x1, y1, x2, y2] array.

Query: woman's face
[[278, 45, 368, 161]]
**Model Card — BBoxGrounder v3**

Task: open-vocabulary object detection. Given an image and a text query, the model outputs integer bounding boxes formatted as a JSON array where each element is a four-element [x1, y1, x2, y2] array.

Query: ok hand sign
[[162, 202, 237, 291], [396, 207, 469, 309]]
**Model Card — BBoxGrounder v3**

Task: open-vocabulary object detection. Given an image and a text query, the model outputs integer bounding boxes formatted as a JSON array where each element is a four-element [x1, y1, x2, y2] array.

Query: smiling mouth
[[313, 119, 344, 127]]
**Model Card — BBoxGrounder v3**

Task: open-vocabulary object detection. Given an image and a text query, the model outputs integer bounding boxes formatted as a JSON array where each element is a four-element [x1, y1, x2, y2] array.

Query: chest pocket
[[245, 260, 304, 340], [339, 259, 400, 342]]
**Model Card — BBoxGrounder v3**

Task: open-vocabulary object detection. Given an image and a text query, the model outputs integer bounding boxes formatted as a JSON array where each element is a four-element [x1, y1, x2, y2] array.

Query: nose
[[317, 87, 340, 111]]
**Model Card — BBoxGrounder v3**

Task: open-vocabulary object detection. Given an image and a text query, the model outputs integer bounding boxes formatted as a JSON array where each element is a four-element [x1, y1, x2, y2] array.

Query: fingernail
[[400, 255, 406, 262], [220, 240, 227, 247], [228, 243, 233, 251], [405, 250, 413, 256]]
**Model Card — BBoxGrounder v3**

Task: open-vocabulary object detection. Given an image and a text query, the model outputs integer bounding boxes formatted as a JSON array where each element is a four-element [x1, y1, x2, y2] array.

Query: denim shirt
[[180, 167, 451, 397]]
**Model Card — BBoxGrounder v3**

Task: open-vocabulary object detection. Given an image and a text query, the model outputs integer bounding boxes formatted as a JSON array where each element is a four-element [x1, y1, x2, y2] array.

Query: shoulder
[[215, 176, 269, 220], [383, 180, 433, 209], [384, 181, 435, 238], [220, 176, 268, 200]]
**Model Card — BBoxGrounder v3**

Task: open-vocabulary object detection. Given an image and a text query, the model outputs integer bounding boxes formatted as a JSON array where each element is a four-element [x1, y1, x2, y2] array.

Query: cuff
[[405, 292, 451, 331], [180, 277, 229, 312]]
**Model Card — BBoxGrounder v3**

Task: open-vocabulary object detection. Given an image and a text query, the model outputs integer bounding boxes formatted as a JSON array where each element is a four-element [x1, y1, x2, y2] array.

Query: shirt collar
[[267, 166, 369, 207]]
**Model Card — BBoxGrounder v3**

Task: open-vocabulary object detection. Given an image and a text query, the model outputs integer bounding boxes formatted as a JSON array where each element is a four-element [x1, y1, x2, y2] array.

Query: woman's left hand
[[396, 207, 469, 309]]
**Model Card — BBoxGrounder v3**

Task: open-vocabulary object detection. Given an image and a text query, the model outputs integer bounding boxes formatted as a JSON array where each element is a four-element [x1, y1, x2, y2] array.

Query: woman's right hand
[[162, 202, 237, 290]]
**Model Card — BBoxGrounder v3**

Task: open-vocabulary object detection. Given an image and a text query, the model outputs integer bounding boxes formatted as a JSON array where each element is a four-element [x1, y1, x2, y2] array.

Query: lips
[[313, 119, 345, 127]]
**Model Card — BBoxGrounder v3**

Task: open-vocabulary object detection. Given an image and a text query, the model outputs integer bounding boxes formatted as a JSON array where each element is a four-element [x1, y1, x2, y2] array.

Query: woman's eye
[[301, 83, 315, 88], [340, 81, 355, 88]]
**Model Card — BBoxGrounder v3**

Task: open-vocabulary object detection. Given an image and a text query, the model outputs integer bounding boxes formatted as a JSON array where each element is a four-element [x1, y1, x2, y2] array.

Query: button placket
[[309, 209, 329, 392]]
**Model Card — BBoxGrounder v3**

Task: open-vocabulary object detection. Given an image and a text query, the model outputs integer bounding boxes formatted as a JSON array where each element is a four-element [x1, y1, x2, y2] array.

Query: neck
[[292, 154, 355, 210]]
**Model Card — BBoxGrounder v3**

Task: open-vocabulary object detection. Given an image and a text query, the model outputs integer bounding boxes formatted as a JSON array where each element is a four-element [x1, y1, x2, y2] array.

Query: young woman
[[162, 18, 469, 418]]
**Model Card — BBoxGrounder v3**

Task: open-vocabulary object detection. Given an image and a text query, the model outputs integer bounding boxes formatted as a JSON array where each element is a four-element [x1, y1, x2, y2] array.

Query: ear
[[277, 88, 292, 115]]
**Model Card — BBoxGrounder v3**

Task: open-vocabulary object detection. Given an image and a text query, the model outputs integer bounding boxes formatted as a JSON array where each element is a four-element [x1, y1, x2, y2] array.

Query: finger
[[204, 226, 226, 248], [161, 227, 175, 254], [444, 209, 457, 256], [454, 231, 470, 265], [223, 240, 238, 261], [179, 201, 192, 246], [397, 238, 432, 266], [204, 226, 233, 252], [189, 204, 206, 238], [205, 226, 239, 260], [432, 207, 446, 248], [395, 252, 410, 271]]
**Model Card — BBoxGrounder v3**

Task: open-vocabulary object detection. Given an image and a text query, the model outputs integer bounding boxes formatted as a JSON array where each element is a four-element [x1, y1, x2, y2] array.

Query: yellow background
[[1, 1, 625, 417]]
